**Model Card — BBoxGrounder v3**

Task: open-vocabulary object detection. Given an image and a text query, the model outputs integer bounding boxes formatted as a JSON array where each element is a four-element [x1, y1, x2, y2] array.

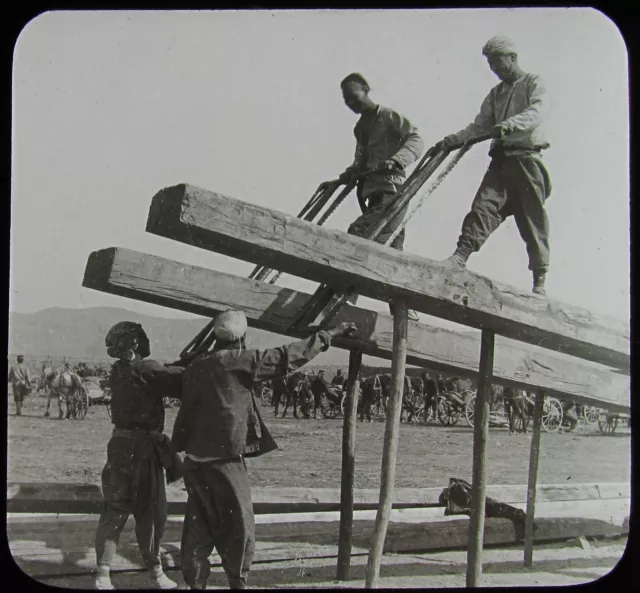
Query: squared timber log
[[145, 184, 630, 371], [82, 248, 629, 412]]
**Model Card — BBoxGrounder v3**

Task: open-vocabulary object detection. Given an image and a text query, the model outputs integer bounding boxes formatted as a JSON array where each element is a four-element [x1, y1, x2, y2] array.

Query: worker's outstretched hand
[[432, 135, 458, 154], [317, 179, 340, 193], [327, 322, 358, 339], [492, 124, 508, 139]]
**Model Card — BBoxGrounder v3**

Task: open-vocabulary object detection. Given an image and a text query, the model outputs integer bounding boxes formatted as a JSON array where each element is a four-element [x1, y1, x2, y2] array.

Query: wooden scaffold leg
[[466, 329, 495, 587], [365, 299, 409, 588], [337, 348, 364, 581], [524, 389, 545, 567]]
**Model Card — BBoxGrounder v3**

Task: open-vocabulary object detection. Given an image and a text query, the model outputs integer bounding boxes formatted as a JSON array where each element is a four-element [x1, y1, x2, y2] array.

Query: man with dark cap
[[435, 36, 552, 296], [331, 368, 346, 390], [172, 310, 356, 590], [327, 73, 424, 320], [8, 355, 32, 416], [94, 321, 184, 590]]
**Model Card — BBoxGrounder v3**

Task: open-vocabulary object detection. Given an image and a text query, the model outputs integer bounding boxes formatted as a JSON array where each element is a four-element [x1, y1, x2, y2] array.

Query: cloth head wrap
[[340, 73, 370, 92], [105, 321, 151, 359], [482, 36, 518, 57], [213, 310, 248, 343]]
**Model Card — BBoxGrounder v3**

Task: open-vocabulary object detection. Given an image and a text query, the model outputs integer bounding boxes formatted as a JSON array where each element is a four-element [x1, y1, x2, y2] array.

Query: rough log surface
[[9, 499, 629, 577], [145, 184, 629, 370], [82, 248, 630, 412], [7, 481, 630, 515]]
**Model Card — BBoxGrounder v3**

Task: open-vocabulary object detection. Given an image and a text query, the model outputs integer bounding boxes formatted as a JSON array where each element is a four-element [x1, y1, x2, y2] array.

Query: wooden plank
[[524, 390, 545, 567], [366, 300, 409, 588], [336, 349, 363, 581], [8, 482, 630, 516], [9, 499, 629, 577], [467, 329, 495, 587], [145, 184, 629, 370], [81, 248, 630, 413]]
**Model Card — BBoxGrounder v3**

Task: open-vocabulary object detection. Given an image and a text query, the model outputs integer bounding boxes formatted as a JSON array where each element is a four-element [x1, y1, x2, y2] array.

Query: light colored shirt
[[452, 73, 549, 156], [9, 363, 32, 385]]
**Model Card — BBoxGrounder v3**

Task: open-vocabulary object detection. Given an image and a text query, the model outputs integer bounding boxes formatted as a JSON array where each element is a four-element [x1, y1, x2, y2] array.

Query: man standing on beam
[[171, 310, 357, 590], [436, 37, 552, 297], [330, 73, 425, 320]]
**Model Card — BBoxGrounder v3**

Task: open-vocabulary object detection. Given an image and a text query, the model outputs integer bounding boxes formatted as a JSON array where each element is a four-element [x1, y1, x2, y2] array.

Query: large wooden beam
[[82, 248, 630, 413], [8, 501, 630, 578], [145, 184, 629, 371]]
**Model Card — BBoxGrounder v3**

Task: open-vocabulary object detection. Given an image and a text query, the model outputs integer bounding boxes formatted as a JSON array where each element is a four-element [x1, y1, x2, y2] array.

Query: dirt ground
[[7, 394, 631, 490]]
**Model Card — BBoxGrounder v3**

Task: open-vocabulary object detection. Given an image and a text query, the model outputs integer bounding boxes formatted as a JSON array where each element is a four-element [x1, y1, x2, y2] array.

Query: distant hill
[[7, 306, 350, 365]]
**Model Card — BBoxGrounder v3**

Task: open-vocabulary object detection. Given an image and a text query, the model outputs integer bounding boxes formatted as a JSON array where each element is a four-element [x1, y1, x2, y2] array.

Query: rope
[[384, 144, 472, 248]]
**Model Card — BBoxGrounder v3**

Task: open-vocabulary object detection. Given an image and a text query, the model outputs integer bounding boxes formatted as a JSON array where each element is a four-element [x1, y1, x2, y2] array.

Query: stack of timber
[[8, 482, 630, 578]]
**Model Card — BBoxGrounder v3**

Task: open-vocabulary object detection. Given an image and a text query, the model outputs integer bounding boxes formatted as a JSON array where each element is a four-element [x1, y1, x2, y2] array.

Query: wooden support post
[[337, 349, 364, 581], [524, 389, 545, 567], [365, 299, 409, 588], [466, 329, 495, 588]]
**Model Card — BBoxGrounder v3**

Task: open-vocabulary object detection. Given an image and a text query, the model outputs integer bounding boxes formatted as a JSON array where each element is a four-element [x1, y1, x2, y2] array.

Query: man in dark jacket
[[172, 310, 356, 590], [331, 369, 346, 390], [94, 322, 184, 590]]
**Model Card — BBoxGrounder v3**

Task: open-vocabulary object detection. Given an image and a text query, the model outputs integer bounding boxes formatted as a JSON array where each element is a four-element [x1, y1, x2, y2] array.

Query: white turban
[[213, 310, 248, 342], [482, 36, 518, 57]]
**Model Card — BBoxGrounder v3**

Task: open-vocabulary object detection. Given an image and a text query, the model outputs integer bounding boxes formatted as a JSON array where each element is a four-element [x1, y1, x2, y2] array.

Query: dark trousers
[[457, 154, 552, 273], [181, 457, 255, 590], [95, 454, 167, 569], [13, 384, 29, 415], [347, 191, 407, 251], [347, 190, 406, 314]]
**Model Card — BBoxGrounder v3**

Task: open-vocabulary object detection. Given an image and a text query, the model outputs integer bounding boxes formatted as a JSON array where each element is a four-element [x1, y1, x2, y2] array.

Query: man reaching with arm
[[173, 310, 357, 590]]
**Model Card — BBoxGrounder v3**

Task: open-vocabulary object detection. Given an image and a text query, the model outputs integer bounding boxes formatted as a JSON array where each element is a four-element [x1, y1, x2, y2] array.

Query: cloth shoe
[[149, 566, 178, 589], [532, 271, 547, 296], [94, 567, 114, 590], [443, 251, 469, 269]]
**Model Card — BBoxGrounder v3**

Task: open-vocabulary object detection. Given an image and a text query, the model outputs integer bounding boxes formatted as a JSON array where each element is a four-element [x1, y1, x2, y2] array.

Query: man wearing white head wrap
[[435, 36, 552, 296], [172, 311, 357, 589]]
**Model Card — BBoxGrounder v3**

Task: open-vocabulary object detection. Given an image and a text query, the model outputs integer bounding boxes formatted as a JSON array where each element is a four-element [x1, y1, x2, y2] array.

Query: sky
[[10, 8, 629, 338]]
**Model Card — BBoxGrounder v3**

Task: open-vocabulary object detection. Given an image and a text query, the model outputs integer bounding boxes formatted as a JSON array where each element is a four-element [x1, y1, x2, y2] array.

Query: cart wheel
[[76, 401, 87, 420], [465, 394, 476, 427], [320, 393, 342, 419], [541, 397, 563, 433], [582, 406, 600, 425], [260, 386, 274, 407], [437, 395, 461, 426], [598, 411, 618, 435]]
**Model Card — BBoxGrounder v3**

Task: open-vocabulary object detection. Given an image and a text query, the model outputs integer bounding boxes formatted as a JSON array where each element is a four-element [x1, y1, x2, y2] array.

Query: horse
[[280, 372, 314, 419], [359, 374, 414, 422], [402, 375, 425, 423], [502, 386, 529, 434], [40, 366, 57, 394], [44, 369, 87, 420], [307, 373, 344, 419]]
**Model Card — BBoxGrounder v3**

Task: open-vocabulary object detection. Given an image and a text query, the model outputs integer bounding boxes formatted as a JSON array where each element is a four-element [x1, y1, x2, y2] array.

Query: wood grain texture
[[8, 482, 630, 515], [9, 499, 629, 577], [145, 184, 629, 370], [82, 248, 630, 412]]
